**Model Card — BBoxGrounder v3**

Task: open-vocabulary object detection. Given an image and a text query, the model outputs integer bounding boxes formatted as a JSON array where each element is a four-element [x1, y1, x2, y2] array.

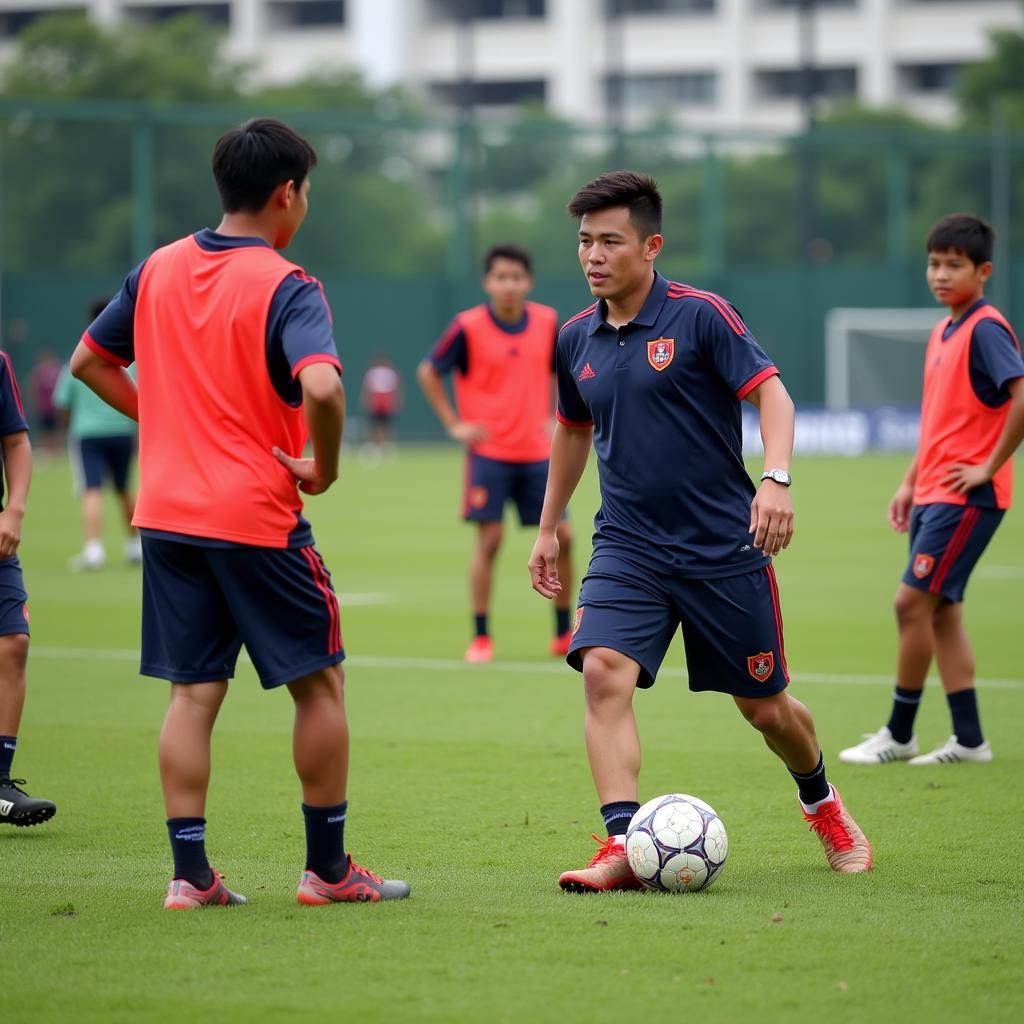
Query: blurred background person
[[359, 353, 403, 464], [27, 348, 62, 459]]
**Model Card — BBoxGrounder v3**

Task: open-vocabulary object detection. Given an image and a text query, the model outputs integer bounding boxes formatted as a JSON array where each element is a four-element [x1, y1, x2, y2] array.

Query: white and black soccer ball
[[625, 793, 728, 893]]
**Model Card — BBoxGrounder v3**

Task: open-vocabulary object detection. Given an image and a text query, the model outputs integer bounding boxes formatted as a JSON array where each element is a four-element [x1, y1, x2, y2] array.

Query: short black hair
[[483, 243, 532, 275], [926, 213, 994, 265], [212, 118, 318, 214], [567, 170, 662, 239], [88, 296, 111, 321]]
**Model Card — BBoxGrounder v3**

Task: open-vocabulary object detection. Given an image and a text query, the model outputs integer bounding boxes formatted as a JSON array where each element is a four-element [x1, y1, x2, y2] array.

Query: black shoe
[[0, 778, 57, 827]]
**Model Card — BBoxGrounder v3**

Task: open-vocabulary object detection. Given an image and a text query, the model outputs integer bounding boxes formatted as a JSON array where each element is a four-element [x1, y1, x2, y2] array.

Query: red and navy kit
[[902, 299, 1023, 602], [556, 272, 786, 694], [83, 230, 345, 688], [429, 301, 559, 523], [0, 352, 30, 638]]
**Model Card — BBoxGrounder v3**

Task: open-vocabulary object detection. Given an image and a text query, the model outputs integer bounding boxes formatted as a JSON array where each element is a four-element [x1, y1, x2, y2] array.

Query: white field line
[[26, 646, 1024, 690]]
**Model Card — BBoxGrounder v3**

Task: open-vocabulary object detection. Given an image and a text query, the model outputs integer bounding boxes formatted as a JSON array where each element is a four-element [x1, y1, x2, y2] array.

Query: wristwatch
[[760, 468, 792, 487]]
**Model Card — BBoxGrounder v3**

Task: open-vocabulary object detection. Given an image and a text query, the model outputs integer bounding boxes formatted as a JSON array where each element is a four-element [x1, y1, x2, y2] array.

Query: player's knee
[[738, 699, 784, 735], [477, 525, 503, 559], [894, 587, 930, 627], [581, 649, 633, 705], [0, 632, 28, 674]]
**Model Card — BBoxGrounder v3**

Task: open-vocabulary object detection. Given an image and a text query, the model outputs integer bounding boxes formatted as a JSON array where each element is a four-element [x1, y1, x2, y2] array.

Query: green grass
[[2, 448, 1023, 1023]]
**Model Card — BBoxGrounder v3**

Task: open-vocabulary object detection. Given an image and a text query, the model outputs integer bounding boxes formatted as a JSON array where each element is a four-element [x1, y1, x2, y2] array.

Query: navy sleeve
[[265, 273, 341, 407], [693, 299, 778, 398], [0, 353, 29, 436], [429, 319, 469, 376], [551, 322, 559, 374], [555, 333, 593, 426], [969, 319, 1024, 407], [84, 262, 145, 366]]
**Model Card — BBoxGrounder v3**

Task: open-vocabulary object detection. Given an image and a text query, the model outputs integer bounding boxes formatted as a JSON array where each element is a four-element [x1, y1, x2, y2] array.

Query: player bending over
[[840, 214, 1024, 767], [528, 171, 871, 891], [71, 118, 409, 908]]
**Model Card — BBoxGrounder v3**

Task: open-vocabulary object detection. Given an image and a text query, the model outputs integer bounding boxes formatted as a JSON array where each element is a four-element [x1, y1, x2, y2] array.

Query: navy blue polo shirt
[[556, 272, 778, 577]]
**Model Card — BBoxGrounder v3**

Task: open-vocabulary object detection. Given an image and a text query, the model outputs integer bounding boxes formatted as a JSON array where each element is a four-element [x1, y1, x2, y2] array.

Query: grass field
[[2, 447, 1022, 1023]]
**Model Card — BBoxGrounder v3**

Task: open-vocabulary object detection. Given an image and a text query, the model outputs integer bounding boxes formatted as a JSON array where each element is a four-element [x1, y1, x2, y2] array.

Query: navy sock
[[600, 800, 640, 837], [947, 689, 984, 747], [166, 817, 213, 890], [789, 753, 831, 806], [0, 735, 15, 779], [302, 800, 348, 883], [886, 685, 923, 744], [474, 614, 488, 638], [555, 607, 571, 635]]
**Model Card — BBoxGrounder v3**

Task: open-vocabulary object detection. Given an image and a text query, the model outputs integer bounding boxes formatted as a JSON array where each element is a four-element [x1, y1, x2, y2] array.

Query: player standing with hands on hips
[[528, 171, 872, 892], [70, 119, 409, 908]]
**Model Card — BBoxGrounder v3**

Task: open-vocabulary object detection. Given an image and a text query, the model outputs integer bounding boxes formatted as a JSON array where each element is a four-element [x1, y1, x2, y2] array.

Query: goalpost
[[824, 308, 939, 411]]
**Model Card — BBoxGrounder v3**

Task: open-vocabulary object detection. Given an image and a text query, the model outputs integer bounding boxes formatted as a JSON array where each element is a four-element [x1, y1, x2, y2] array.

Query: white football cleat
[[908, 736, 992, 765], [838, 726, 918, 765]]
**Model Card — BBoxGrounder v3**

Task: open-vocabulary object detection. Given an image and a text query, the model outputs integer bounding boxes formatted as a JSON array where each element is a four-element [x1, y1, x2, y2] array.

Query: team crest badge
[[912, 553, 935, 579], [647, 338, 675, 372], [572, 606, 585, 636], [22, 602, 29, 623], [469, 486, 489, 510], [747, 651, 774, 682]]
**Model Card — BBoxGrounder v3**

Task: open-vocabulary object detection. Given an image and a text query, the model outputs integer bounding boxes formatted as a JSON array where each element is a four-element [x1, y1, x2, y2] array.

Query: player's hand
[[943, 462, 991, 496], [887, 482, 914, 532], [748, 481, 793, 556], [0, 508, 22, 559], [528, 531, 562, 599], [448, 421, 488, 445], [272, 447, 336, 495]]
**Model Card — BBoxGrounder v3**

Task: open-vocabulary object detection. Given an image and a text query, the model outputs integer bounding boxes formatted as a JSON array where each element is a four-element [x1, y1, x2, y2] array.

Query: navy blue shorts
[[902, 503, 1004, 603], [75, 435, 135, 491], [463, 452, 550, 525], [568, 553, 789, 698], [0, 556, 30, 637], [140, 537, 344, 689]]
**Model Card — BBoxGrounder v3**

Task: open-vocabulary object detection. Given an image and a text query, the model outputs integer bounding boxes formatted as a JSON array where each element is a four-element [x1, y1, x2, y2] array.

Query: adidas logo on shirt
[[577, 363, 596, 382]]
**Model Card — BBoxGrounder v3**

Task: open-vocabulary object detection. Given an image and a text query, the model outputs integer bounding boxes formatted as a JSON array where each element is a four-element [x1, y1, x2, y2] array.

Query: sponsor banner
[[742, 407, 920, 456]]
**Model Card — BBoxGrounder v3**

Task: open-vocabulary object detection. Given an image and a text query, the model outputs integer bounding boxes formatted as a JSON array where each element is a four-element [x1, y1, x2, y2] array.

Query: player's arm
[[745, 375, 794, 556], [69, 343, 139, 421], [273, 364, 344, 496], [528, 421, 592, 599], [945, 376, 1024, 494], [889, 455, 918, 533], [0, 430, 31, 559], [416, 359, 486, 445]]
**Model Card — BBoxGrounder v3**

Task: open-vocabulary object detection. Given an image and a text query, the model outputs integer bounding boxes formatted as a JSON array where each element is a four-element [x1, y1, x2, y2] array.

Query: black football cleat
[[0, 778, 57, 827]]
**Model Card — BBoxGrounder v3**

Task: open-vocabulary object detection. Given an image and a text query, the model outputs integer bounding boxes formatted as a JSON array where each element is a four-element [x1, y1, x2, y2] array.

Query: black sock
[[474, 614, 488, 638], [555, 608, 571, 636], [886, 685, 923, 744], [947, 689, 984, 747], [0, 735, 15, 780], [302, 801, 348, 883], [166, 818, 213, 890], [600, 801, 640, 837], [790, 753, 831, 806]]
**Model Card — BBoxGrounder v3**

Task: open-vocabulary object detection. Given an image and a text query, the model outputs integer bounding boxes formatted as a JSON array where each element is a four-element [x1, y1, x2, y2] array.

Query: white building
[[1, 0, 1020, 130]]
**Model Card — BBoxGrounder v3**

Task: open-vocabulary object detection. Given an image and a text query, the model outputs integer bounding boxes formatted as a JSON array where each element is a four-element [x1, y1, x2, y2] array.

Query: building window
[[266, 0, 346, 29], [898, 62, 964, 93], [430, 79, 546, 107], [123, 4, 231, 27], [754, 66, 858, 100], [0, 8, 86, 38], [426, 0, 546, 21], [612, 72, 717, 108]]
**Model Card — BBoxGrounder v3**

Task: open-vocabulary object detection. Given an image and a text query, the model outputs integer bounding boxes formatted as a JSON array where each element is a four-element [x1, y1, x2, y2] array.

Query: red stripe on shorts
[[310, 547, 343, 654], [300, 547, 341, 656], [765, 564, 790, 682], [929, 507, 980, 595]]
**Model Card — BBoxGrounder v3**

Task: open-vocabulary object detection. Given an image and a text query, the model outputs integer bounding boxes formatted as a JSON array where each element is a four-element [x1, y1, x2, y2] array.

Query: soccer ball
[[625, 793, 728, 893]]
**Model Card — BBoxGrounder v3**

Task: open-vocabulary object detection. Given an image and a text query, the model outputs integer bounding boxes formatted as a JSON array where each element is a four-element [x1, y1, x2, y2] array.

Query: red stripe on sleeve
[[0, 352, 26, 418], [432, 320, 463, 361], [667, 285, 747, 335], [291, 354, 343, 380], [556, 411, 594, 428], [82, 332, 131, 368], [736, 366, 779, 400], [560, 304, 598, 332]]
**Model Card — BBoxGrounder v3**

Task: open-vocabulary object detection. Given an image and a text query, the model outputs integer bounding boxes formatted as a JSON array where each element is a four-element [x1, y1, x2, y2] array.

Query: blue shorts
[[0, 556, 30, 637], [568, 553, 789, 698], [74, 435, 135, 492], [902, 503, 1004, 603], [140, 537, 344, 689], [463, 452, 549, 525]]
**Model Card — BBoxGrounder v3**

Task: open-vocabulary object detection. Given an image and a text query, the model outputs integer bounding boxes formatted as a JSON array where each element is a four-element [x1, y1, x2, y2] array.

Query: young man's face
[[577, 206, 660, 303], [483, 257, 532, 312], [926, 247, 991, 309]]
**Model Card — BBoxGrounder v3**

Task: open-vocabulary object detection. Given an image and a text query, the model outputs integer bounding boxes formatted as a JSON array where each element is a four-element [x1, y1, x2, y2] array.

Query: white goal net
[[825, 308, 939, 410]]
